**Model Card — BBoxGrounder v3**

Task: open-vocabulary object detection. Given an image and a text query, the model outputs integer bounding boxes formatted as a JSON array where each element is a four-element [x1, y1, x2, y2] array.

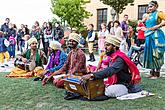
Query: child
[[8, 35, 16, 59], [0, 31, 10, 67]]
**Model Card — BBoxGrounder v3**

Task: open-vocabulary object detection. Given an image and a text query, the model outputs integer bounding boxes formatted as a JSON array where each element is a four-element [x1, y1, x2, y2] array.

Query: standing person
[[41, 22, 47, 52], [136, 20, 146, 47], [81, 36, 141, 97], [141, 1, 165, 79], [136, 13, 149, 47], [34, 21, 41, 44], [86, 24, 96, 62], [98, 23, 109, 55], [17, 24, 25, 52], [121, 14, 130, 50], [107, 21, 114, 35], [1, 18, 10, 39], [8, 23, 17, 58], [54, 22, 64, 41], [42, 33, 87, 88], [43, 22, 53, 56], [113, 20, 127, 53], [0, 31, 10, 67]]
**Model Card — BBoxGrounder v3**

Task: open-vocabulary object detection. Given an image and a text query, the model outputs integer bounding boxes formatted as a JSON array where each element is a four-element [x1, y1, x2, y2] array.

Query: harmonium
[[64, 76, 105, 99]]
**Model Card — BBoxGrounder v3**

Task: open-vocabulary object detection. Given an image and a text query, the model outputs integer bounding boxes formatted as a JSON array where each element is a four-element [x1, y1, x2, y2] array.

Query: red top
[[137, 22, 145, 40]]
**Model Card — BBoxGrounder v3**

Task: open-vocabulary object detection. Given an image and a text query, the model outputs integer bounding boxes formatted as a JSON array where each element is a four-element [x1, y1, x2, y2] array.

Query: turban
[[105, 35, 121, 47], [49, 41, 61, 50], [28, 37, 38, 46], [68, 33, 80, 43]]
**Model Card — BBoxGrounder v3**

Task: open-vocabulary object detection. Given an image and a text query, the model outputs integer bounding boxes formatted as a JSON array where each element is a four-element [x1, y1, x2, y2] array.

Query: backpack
[[9, 36, 16, 45]]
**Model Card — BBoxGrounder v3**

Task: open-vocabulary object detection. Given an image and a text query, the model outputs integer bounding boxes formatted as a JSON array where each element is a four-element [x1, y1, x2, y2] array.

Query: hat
[[49, 41, 61, 50], [105, 35, 121, 47], [68, 33, 80, 43], [28, 37, 38, 46]]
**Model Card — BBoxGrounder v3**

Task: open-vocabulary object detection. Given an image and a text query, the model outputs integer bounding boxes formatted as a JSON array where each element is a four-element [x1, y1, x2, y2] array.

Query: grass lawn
[[0, 72, 165, 110]]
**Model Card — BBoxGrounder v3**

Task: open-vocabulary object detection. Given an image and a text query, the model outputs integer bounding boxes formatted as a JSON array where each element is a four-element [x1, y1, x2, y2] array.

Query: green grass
[[0, 72, 165, 110]]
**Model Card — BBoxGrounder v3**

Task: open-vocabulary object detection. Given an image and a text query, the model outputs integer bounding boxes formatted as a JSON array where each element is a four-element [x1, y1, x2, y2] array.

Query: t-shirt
[[137, 22, 145, 40]]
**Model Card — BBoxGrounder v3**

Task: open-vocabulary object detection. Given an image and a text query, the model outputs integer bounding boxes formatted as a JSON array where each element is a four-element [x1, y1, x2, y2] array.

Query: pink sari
[[87, 53, 117, 86]]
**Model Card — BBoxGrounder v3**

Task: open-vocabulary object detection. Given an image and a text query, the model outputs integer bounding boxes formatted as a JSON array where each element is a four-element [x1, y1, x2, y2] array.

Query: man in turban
[[6, 37, 47, 78], [42, 33, 87, 89], [81, 35, 141, 98]]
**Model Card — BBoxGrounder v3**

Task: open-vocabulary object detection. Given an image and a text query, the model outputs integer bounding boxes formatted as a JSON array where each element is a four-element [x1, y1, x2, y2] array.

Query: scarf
[[110, 50, 141, 84], [46, 50, 61, 69]]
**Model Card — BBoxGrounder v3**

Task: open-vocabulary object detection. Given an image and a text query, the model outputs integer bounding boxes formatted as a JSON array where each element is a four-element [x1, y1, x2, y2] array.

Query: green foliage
[[100, 0, 134, 20], [51, 0, 91, 32]]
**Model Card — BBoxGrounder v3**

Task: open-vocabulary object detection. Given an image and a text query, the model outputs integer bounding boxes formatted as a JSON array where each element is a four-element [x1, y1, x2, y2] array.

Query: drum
[[64, 77, 105, 99], [14, 59, 36, 71]]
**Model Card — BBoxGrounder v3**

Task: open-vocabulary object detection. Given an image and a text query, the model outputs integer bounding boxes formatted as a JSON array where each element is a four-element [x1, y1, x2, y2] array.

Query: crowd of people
[[1, 0, 165, 101]]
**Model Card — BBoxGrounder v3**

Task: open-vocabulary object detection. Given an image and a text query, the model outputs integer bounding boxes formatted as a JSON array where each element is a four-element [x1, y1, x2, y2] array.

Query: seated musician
[[34, 40, 67, 81], [81, 35, 142, 98], [6, 37, 47, 78], [42, 33, 87, 89]]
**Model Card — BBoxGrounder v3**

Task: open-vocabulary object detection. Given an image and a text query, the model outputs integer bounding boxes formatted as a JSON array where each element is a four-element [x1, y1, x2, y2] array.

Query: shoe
[[90, 58, 95, 62], [4, 64, 9, 67], [64, 93, 80, 100], [149, 76, 158, 79], [90, 53, 95, 62], [87, 53, 92, 61], [155, 71, 160, 77], [146, 74, 154, 78], [33, 77, 42, 81], [1, 65, 5, 68]]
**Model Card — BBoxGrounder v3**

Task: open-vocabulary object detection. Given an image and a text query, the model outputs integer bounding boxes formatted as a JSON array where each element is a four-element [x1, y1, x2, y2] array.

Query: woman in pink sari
[[87, 52, 117, 86]]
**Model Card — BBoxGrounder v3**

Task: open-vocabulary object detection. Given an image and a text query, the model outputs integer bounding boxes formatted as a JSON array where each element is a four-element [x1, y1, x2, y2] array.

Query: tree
[[51, 0, 91, 32], [100, 0, 134, 20]]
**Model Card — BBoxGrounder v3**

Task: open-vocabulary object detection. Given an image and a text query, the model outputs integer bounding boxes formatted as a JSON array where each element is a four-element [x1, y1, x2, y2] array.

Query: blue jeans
[[127, 45, 141, 57], [8, 45, 16, 58]]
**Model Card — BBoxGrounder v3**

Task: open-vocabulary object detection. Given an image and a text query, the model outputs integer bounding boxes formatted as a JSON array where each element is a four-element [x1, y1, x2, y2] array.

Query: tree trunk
[[116, 13, 119, 21]]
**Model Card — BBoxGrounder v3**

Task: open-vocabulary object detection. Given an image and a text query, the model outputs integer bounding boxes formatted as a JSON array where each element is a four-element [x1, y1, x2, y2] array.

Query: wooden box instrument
[[64, 77, 105, 99]]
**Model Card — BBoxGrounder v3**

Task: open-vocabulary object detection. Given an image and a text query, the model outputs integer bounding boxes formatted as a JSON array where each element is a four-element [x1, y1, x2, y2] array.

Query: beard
[[105, 48, 114, 56], [68, 43, 78, 49]]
